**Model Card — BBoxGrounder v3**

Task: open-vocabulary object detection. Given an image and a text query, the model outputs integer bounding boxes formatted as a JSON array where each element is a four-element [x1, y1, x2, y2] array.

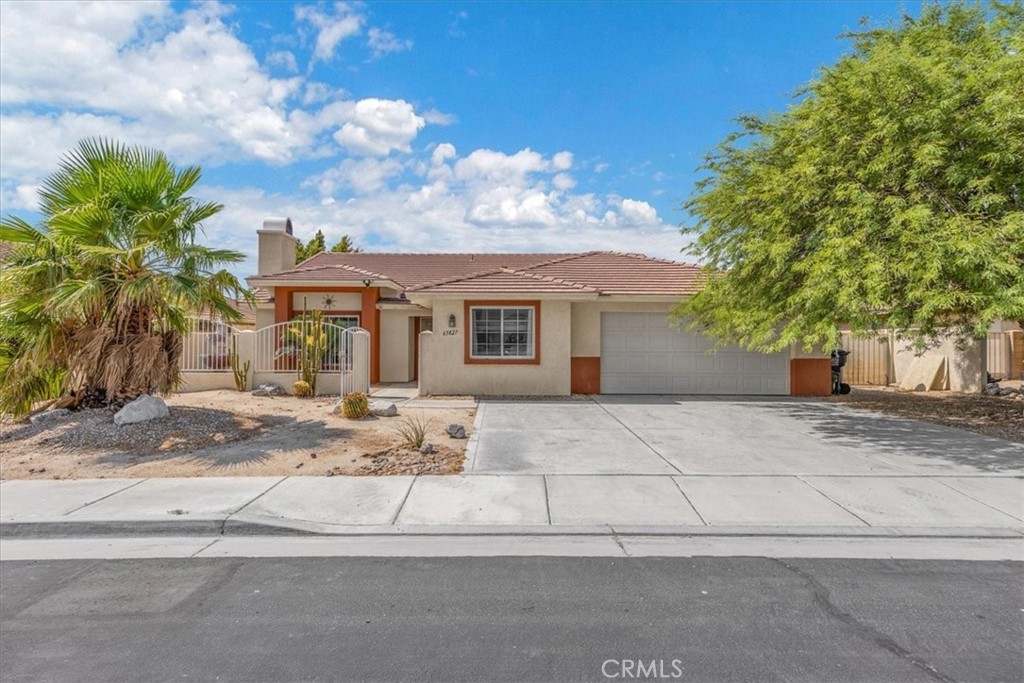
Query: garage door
[[600, 313, 789, 395]]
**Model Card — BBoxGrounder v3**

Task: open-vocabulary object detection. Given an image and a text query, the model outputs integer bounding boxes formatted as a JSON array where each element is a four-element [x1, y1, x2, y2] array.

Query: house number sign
[[442, 329, 459, 336]]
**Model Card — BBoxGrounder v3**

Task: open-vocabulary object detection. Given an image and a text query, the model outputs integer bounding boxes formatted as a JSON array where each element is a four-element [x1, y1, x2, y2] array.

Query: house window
[[324, 315, 359, 329], [469, 306, 536, 360]]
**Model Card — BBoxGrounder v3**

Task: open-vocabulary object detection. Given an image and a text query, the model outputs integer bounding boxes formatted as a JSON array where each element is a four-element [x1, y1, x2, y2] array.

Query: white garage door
[[600, 313, 789, 395]]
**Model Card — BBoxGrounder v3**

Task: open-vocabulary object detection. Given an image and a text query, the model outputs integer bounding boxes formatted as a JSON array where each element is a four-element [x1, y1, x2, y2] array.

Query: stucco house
[[246, 217, 836, 397]]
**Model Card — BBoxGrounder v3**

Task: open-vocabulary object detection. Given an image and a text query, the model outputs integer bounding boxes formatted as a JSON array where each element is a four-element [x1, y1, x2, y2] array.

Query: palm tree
[[0, 139, 248, 416]]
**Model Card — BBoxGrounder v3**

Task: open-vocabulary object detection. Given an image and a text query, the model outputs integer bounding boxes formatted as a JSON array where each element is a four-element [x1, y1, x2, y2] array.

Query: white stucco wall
[[892, 336, 987, 393], [420, 298, 571, 396], [291, 292, 362, 312], [254, 308, 275, 331]]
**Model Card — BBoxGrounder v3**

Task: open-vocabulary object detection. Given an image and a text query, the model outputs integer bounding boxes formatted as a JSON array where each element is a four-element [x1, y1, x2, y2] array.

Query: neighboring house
[[247, 217, 831, 396]]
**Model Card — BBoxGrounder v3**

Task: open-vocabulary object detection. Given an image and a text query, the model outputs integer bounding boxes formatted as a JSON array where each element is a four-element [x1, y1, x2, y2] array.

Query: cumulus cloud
[[0, 0, 438, 200], [619, 198, 660, 225], [366, 27, 413, 58], [334, 99, 426, 156]]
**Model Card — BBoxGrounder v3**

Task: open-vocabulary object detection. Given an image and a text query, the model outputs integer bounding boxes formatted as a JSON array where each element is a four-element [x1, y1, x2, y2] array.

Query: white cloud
[[295, 2, 364, 65], [266, 50, 299, 73], [366, 27, 413, 58], [334, 99, 426, 156], [552, 151, 573, 171], [619, 198, 660, 225], [0, 1, 438, 188], [553, 173, 576, 191], [306, 157, 406, 196], [431, 143, 458, 166]]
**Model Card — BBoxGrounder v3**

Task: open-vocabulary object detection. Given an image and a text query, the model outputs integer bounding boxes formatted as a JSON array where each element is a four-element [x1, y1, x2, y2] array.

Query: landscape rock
[[986, 386, 1001, 395], [252, 383, 286, 397], [419, 442, 434, 455], [446, 423, 467, 439], [113, 395, 169, 427], [998, 387, 1016, 396], [369, 401, 398, 417], [29, 409, 72, 426]]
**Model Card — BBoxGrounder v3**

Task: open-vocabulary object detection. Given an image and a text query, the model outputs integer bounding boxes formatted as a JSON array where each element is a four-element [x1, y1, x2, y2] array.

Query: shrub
[[292, 380, 312, 397], [395, 415, 433, 449], [340, 391, 369, 418]]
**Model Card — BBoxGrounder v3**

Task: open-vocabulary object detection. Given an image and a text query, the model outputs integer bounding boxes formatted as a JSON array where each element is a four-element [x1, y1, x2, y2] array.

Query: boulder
[[113, 395, 169, 426], [369, 401, 398, 417], [998, 387, 1016, 396], [29, 408, 72, 426], [446, 423, 467, 439], [986, 386, 1001, 395], [419, 442, 434, 455], [252, 383, 286, 397]]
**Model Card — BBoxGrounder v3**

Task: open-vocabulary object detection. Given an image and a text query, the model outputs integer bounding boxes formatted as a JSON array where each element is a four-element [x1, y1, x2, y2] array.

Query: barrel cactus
[[340, 391, 369, 419], [292, 380, 312, 397]]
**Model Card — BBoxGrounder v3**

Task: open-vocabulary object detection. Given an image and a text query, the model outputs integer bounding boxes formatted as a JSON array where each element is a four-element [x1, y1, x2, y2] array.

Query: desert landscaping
[[0, 390, 475, 480]]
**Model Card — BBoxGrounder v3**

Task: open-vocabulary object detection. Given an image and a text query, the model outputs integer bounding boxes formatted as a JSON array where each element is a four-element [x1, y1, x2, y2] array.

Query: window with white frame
[[470, 306, 535, 359]]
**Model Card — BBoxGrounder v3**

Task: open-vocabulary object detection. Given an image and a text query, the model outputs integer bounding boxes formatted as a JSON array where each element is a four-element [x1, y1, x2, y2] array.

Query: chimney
[[257, 217, 298, 275]]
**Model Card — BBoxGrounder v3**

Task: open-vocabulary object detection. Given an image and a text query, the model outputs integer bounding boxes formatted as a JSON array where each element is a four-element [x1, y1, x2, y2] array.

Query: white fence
[[180, 319, 239, 372]]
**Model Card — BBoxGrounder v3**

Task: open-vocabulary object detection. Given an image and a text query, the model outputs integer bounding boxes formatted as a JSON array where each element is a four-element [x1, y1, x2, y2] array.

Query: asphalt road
[[1, 556, 1021, 683]]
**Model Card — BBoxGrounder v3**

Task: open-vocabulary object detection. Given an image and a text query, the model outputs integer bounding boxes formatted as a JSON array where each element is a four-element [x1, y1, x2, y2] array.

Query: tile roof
[[250, 252, 706, 297], [407, 268, 600, 294]]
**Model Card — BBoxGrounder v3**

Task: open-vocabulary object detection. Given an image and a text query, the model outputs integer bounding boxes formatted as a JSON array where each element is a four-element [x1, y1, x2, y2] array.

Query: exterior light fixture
[[362, 279, 373, 288], [448, 314, 457, 328]]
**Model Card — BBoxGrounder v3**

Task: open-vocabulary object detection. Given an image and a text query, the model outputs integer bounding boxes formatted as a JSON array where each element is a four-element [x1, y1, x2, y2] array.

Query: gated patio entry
[[253, 321, 370, 395]]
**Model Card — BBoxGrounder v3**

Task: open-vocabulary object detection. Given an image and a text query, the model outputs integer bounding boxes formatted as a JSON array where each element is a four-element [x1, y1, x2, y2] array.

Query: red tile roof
[[250, 252, 705, 296]]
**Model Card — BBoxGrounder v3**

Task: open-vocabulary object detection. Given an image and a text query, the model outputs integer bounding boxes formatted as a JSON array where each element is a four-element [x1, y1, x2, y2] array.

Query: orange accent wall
[[790, 358, 832, 396], [362, 288, 381, 384], [570, 357, 601, 394], [274, 286, 381, 384]]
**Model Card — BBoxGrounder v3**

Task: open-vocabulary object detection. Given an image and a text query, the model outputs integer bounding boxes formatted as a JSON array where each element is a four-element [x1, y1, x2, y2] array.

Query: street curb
[[3, 517, 1022, 540]]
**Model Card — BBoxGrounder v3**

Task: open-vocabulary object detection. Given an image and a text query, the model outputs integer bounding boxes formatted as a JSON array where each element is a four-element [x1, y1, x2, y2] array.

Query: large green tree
[[0, 139, 248, 416], [678, 1, 1024, 352], [330, 234, 360, 253]]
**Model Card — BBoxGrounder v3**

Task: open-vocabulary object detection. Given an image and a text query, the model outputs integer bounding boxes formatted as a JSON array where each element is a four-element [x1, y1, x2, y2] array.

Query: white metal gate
[[253, 321, 370, 395]]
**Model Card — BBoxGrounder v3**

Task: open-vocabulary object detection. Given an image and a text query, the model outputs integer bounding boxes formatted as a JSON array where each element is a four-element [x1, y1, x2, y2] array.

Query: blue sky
[[0, 0, 911, 275]]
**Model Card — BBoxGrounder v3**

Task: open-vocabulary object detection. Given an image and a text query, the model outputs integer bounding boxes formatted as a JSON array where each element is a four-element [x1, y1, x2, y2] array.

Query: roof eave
[[407, 291, 601, 304], [246, 276, 403, 290]]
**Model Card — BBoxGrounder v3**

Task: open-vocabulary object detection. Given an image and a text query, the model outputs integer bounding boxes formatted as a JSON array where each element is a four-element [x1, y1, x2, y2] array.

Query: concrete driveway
[[469, 396, 1024, 476]]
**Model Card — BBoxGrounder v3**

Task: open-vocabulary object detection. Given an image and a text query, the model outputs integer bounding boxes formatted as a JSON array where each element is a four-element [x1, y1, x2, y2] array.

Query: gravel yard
[[0, 390, 475, 480], [823, 384, 1023, 444]]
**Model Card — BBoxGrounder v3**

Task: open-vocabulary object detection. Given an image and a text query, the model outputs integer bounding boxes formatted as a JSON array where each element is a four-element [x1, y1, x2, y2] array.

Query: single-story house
[[246, 217, 837, 396]]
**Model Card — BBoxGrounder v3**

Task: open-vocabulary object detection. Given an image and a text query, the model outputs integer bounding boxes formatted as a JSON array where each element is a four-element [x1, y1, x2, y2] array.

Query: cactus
[[229, 336, 250, 392], [340, 391, 369, 419], [292, 380, 312, 397], [293, 305, 326, 395]]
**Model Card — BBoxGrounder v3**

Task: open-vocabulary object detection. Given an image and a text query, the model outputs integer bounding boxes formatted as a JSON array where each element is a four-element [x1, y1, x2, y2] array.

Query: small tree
[[678, 2, 1024, 352], [330, 234, 361, 252]]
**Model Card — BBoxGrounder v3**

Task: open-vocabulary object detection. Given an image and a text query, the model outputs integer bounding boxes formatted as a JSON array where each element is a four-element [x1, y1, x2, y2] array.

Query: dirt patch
[[0, 390, 475, 480], [823, 385, 1023, 444], [345, 446, 464, 476]]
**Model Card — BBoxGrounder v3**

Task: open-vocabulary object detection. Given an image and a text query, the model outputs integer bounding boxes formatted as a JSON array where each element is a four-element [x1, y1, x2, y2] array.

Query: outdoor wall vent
[[262, 217, 293, 235]]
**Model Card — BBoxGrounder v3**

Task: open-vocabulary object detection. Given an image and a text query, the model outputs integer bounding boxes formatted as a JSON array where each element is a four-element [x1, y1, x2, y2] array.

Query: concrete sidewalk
[[1, 473, 1021, 540]]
